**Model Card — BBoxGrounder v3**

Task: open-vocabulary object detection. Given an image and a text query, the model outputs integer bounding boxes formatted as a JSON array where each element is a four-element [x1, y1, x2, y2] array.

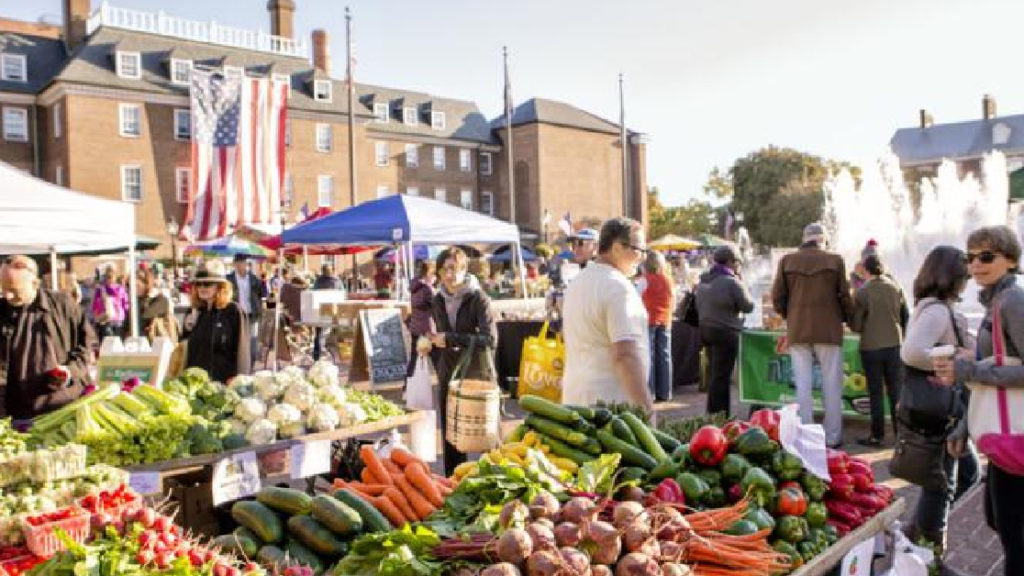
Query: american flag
[[185, 68, 288, 240]]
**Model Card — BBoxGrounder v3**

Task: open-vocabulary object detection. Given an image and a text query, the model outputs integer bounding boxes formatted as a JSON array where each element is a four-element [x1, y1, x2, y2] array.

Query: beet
[[658, 541, 683, 562], [481, 563, 522, 576], [660, 563, 691, 576], [526, 550, 561, 576], [527, 522, 556, 551], [560, 497, 598, 524], [583, 520, 621, 565], [621, 520, 652, 553], [500, 500, 531, 530], [616, 552, 661, 576], [654, 507, 689, 541], [612, 501, 646, 529], [618, 485, 646, 503], [554, 522, 581, 547], [592, 566, 614, 576], [497, 528, 533, 565], [560, 547, 590, 575], [530, 491, 560, 520], [535, 517, 555, 530]]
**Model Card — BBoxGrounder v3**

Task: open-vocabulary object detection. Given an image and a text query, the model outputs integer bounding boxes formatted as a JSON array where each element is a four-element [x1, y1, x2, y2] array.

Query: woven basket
[[446, 378, 501, 453]]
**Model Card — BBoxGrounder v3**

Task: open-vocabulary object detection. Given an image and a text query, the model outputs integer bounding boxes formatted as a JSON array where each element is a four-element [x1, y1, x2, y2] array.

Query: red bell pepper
[[848, 491, 887, 513], [851, 473, 874, 493], [827, 473, 855, 500], [722, 420, 751, 447], [847, 459, 874, 481], [776, 486, 808, 516], [868, 484, 894, 503], [827, 448, 850, 474], [827, 518, 852, 537], [825, 498, 863, 527], [653, 478, 686, 505], [689, 425, 729, 466], [749, 409, 781, 442], [779, 480, 803, 493]]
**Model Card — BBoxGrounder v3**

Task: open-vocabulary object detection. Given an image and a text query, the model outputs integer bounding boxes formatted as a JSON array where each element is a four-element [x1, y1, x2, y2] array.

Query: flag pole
[[503, 46, 515, 226], [346, 6, 359, 286], [619, 72, 629, 218]]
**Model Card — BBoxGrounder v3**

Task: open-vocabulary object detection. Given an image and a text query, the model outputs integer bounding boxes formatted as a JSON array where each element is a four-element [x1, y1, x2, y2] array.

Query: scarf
[[710, 263, 736, 278], [439, 275, 479, 329]]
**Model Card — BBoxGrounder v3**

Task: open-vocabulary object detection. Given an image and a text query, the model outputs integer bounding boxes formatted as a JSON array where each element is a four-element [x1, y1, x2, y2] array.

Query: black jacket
[[430, 288, 498, 387], [181, 302, 250, 383], [227, 272, 266, 321]]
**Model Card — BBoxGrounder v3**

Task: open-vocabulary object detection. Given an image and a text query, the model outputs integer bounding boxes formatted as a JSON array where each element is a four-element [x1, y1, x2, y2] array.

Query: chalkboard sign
[[358, 308, 409, 385]]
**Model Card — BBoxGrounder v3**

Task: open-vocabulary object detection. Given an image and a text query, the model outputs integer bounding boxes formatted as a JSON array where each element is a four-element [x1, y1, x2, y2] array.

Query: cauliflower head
[[244, 418, 278, 445], [308, 360, 340, 388], [306, 403, 340, 432], [336, 402, 367, 427], [318, 384, 348, 408], [233, 398, 268, 423], [283, 381, 317, 412], [253, 370, 282, 401], [279, 421, 306, 439], [267, 403, 302, 427]]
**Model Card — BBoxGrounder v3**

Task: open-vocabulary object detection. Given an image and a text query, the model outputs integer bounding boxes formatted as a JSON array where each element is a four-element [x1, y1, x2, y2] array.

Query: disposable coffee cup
[[928, 344, 956, 359]]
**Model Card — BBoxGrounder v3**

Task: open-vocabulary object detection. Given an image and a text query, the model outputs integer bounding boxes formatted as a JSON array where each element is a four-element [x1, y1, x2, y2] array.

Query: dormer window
[[403, 107, 418, 126], [116, 51, 141, 79], [313, 80, 332, 102], [431, 111, 446, 131], [373, 102, 389, 123], [170, 59, 192, 86], [1, 54, 26, 83], [994, 122, 1012, 146]]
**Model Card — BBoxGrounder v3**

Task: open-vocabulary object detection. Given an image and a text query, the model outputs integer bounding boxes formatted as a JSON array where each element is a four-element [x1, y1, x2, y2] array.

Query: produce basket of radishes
[[20, 507, 90, 557]]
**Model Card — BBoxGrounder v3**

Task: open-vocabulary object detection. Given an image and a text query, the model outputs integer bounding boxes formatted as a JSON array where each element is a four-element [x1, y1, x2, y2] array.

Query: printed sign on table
[[211, 451, 261, 506], [289, 440, 332, 480]]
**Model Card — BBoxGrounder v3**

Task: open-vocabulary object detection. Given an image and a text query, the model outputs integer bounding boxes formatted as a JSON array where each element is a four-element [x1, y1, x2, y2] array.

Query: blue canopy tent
[[490, 245, 538, 262]]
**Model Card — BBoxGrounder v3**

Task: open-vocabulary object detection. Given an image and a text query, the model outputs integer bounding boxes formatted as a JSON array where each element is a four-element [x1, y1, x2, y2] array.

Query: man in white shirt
[[562, 218, 653, 415]]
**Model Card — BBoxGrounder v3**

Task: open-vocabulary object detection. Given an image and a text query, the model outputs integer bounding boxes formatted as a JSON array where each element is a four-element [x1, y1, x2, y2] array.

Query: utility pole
[[504, 46, 515, 225], [346, 7, 359, 283], [619, 73, 630, 218]]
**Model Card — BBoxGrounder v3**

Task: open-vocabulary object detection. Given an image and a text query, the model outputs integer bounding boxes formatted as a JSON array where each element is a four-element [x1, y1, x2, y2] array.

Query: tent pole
[[48, 248, 58, 291], [271, 247, 282, 372], [128, 244, 139, 338], [302, 246, 308, 274], [514, 241, 527, 299]]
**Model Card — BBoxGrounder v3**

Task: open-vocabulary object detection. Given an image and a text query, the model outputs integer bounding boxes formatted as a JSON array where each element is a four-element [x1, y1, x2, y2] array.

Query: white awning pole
[[49, 248, 58, 291], [514, 241, 528, 299], [128, 244, 139, 338]]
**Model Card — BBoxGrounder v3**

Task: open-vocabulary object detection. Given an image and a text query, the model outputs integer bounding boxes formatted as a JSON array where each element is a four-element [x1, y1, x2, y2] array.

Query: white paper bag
[[879, 523, 933, 576], [404, 356, 434, 411], [778, 403, 830, 481]]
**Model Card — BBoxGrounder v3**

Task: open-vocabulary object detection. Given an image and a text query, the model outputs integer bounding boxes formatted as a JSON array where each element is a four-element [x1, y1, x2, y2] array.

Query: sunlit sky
[[6, 0, 1024, 206]]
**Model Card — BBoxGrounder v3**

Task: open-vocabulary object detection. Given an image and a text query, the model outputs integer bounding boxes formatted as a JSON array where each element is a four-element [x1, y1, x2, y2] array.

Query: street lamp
[[166, 218, 179, 285]]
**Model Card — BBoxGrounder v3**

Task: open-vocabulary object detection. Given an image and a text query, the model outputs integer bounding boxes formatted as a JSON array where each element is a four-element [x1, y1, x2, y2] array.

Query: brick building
[[0, 0, 647, 267]]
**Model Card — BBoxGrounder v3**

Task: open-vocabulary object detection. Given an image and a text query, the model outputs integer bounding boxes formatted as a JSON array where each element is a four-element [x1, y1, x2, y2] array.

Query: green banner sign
[[738, 330, 881, 417]]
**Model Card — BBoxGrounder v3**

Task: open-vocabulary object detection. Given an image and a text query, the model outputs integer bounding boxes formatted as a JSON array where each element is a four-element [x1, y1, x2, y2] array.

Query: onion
[[621, 520, 652, 553], [500, 500, 531, 530], [554, 522, 581, 547], [530, 491, 560, 520], [612, 501, 646, 529], [616, 552, 661, 576], [527, 522, 556, 551], [481, 563, 522, 576], [660, 563, 691, 576], [497, 528, 534, 565], [560, 547, 591, 575], [526, 550, 561, 576]]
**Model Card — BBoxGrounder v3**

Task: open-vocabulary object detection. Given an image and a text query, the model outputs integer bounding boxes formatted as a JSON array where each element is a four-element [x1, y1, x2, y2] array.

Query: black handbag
[[681, 290, 699, 327], [897, 303, 965, 434], [889, 424, 948, 492]]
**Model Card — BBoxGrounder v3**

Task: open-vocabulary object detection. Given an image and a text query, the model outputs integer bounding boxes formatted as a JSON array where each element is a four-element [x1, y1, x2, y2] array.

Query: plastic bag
[[778, 403, 831, 481], [517, 320, 565, 402], [404, 356, 434, 410], [879, 522, 934, 576]]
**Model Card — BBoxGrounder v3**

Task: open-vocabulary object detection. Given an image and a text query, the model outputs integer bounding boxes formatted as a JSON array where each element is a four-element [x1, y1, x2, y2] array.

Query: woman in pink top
[[90, 267, 130, 339]]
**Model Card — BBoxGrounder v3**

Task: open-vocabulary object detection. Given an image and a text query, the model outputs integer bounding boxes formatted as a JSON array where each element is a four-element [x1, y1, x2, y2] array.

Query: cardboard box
[[166, 470, 222, 537]]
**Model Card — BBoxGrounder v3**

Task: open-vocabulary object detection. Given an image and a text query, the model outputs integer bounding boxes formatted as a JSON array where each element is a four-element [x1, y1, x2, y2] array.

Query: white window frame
[[480, 152, 492, 175], [2, 107, 27, 142], [460, 189, 473, 210], [120, 165, 143, 202], [0, 53, 26, 83], [55, 165, 63, 187], [118, 103, 141, 137], [431, 110, 446, 131], [405, 143, 418, 168], [403, 107, 418, 126], [317, 175, 334, 207], [375, 141, 389, 167], [116, 51, 141, 79], [313, 79, 332, 102], [175, 167, 191, 204], [53, 102, 62, 139], [405, 186, 419, 196], [373, 102, 389, 123], [376, 185, 391, 198], [173, 108, 190, 140], [459, 149, 472, 172], [170, 58, 192, 86], [480, 191, 493, 215], [434, 187, 447, 203], [315, 123, 332, 152], [433, 146, 445, 170]]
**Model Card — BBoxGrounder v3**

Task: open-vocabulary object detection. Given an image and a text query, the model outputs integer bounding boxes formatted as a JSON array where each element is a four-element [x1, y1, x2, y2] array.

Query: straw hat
[[194, 260, 229, 284]]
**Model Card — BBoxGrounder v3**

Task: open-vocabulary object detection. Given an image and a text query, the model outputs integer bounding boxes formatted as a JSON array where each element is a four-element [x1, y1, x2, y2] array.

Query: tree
[[702, 166, 733, 200], [646, 187, 717, 239]]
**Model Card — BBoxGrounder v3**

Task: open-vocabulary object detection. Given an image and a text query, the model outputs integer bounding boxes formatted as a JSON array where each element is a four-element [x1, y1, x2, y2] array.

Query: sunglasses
[[966, 250, 1001, 264], [622, 242, 648, 256]]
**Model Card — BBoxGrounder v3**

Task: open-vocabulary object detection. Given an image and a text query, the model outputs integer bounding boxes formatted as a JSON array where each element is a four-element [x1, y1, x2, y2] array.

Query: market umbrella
[[490, 245, 538, 262], [649, 234, 700, 251], [184, 236, 272, 258], [259, 207, 334, 251], [697, 234, 733, 248]]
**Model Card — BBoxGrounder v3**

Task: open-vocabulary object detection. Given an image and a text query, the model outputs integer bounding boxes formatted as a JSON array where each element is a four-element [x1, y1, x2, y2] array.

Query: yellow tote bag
[[517, 321, 565, 402]]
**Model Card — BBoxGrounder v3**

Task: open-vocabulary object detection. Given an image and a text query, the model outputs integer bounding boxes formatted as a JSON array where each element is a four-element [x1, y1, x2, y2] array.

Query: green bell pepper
[[647, 459, 680, 482], [740, 466, 777, 507], [744, 505, 776, 531], [676, 472, 710, 503], [823, 524, 839, 545], [724, 519, 759, 536], [705, 486, 726, 507], [698, 468, 722, 488], [720, 453, 752, 484], [771, 450, 804, 481], [734, 427, 780, 459], [808, 527, 828, 549], [774, 515, 806, 544], [773, 540, 802, 568], [800, 471, 827, 501], [805, 501, 827, 528], [672, 443, 692, 468], [798, 540, 818, 562]]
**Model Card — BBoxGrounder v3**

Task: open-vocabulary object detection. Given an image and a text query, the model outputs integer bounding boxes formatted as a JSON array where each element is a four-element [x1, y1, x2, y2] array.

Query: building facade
[[0, 0, 647, 267]]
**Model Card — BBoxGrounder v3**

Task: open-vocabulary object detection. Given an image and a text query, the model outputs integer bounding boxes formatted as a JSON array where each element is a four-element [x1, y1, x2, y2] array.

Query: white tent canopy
[[0, 161, 136, 255]]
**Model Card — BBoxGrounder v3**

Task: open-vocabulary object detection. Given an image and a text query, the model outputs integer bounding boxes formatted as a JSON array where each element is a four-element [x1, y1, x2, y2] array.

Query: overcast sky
[[8, 0, 1024, 206]]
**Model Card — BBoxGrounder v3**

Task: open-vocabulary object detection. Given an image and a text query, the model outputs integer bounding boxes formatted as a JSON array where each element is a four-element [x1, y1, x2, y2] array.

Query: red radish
[[137, 508, 157, 528], [153, 516, 172, 533], [137, 530, 157, 548], [203, 549, 218, 564], [91, 512, 114, 530], [155, 551, 175, 569], [225, 566, 241, 576], [188, 550, 204, 567], [213, 563, 229, 576], [136, 550, 155, 565], [160, 532, 177, 547], [243, 562, 260, 573]]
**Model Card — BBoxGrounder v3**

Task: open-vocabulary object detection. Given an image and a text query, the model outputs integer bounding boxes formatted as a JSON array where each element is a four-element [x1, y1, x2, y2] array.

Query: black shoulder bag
[[897, 303, 966, 434]]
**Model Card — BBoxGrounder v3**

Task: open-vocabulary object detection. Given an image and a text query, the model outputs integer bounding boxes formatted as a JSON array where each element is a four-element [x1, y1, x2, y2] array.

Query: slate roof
[[357, 83, 496, 144], [492, 97, 624, 135], [890, 115, 1024, 165], [0, 32, 65, 93]]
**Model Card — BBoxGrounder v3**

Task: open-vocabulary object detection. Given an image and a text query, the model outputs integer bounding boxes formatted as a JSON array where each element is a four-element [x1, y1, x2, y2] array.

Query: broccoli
[[186, 422, 224, 455]]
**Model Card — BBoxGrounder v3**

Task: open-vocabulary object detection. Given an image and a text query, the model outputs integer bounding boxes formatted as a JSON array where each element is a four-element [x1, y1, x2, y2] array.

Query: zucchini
[[287, 515, 348, 556], [232, 500, 284, 544], [573, 419, 597, 435], [652, 428, 682, 452], [567, 405, 596, 420], [520, 395, 580, 424], [233, 526, 263, 546], [311, 494, 362, 537], [257, 486, 313, 516], [579, 436, 603, 456], [332, 489, 391, 533], [286, 539, 326, 575], [596, 429, 658, 470], [506, 423, 528, 443], [213, 534, 259, 559], [525, 414, 590, 447], [257, 545, 286, 569], [621, 412, 668, 461], [607, 417, 639, 446], [591, 407, 614, 427], [538, 433, 597, 465]]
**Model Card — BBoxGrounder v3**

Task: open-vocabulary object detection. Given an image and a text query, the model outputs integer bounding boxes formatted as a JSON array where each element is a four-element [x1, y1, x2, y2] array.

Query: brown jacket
[[772, 244, 853, 345]]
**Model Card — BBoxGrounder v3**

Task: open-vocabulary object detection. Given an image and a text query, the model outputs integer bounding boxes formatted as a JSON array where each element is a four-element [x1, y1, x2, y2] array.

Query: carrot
[[383, 459, 403, 475], [435, 482, 453, 497], [331, 479, 349, 491], [371, 496, 408, 527], [431, 473, 455, 489], [348, 482, 390, 497], [360, 468, 378, 484], [395, 475, 436, 520], [360, 445, 393, 486], [389, 447, 421, 468], [384, 487, 418, 521], [405, 464, 445, 508]]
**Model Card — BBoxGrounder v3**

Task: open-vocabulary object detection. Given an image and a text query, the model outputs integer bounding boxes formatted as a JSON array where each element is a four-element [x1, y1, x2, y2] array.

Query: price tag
[[211, 451, 261, 506], [129, 472, 161, 495], [289, 440, 332, 479]]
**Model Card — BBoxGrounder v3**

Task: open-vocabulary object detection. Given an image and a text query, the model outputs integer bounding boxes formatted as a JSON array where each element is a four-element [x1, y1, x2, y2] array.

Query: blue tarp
[[282, 195, 520, 246]]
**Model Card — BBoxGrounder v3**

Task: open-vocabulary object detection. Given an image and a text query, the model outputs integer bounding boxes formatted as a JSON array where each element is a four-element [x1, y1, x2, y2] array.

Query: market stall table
[[790, 497, 906, 576]]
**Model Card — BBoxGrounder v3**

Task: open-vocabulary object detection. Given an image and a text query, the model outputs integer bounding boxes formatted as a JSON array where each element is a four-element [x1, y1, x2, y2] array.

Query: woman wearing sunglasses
[[933, 225, 1024, 575]]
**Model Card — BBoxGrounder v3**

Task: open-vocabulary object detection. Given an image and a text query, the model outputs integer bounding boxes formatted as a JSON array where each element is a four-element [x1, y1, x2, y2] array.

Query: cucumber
[[538, 433, 597, 465], [573, 419, 597, 435], [619, 467, 647, 482], [332, 489, 391, 533], [257, 545, 287, 568], [567, 405, 596, 421], [287, 515, 348, 556], [591, 408, 614, 427], [596, 429, 658, 470], [311, 494, 362, 537], [520, 395, 580, 424], [607, 417, 639, 446], [652, 428, 682, 452], [285, 539, 327, 575], [620, 412, 668, 462], [257, 486, 313, 516], [233, 526, 263, 546], [579, 436, 603, 456], [506, 423, 528, 443], [213, 534, 259, 559], [525, 414, 590, 447], [232, 500, 284, 544]]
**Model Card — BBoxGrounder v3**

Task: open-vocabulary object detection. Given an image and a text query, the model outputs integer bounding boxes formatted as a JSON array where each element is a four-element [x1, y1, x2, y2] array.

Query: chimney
[[62, 0, 90, 51], [919, 109, 933, 129], [311, 29, 330, 72], [267, 0, 296, 39], [983, 94, 997, 120]]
